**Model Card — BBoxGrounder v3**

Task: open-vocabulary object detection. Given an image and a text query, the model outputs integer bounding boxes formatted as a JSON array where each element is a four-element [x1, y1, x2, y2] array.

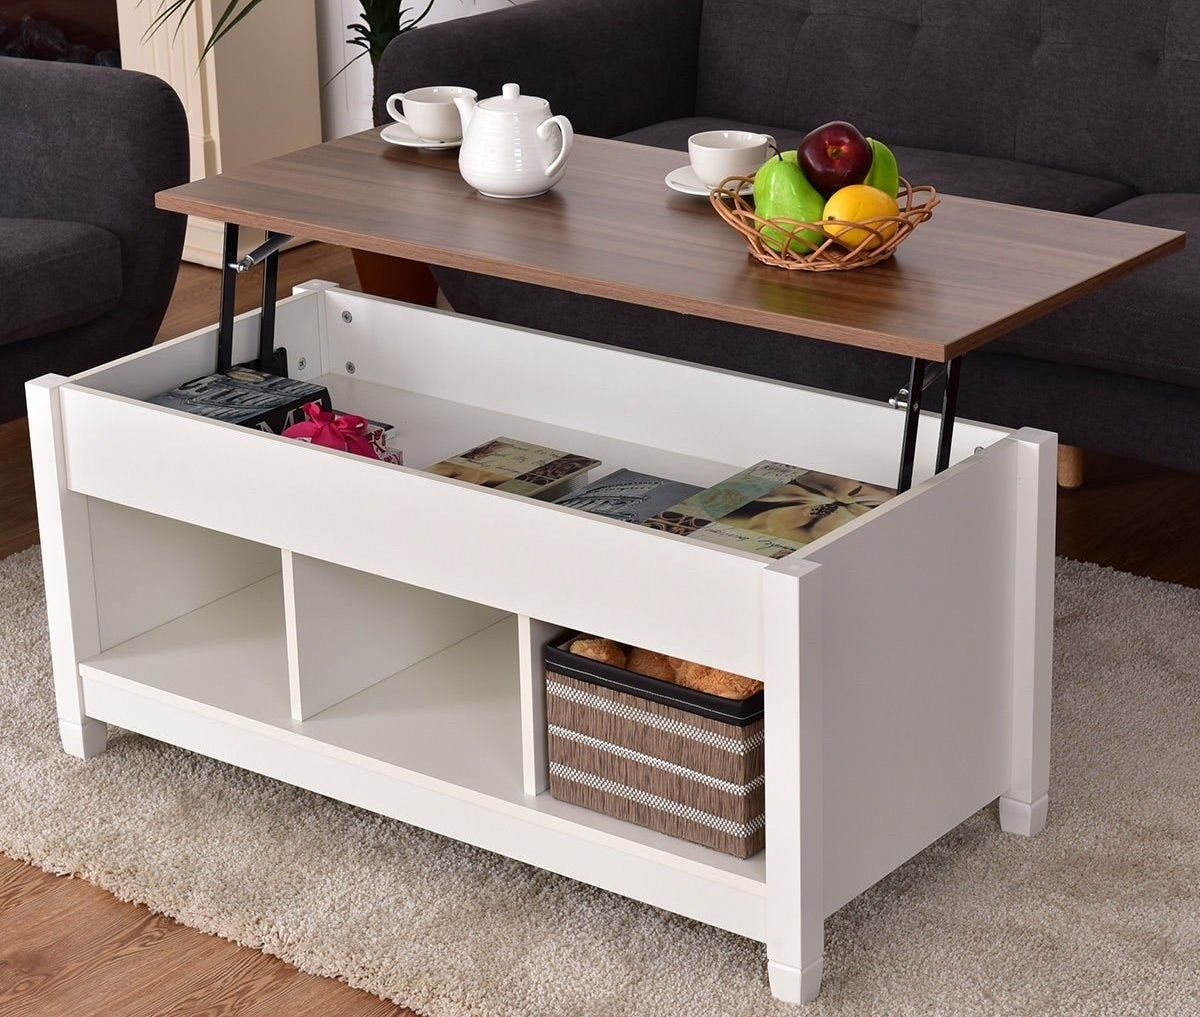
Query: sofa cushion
[[618, 117, 1136, 214], [989, 194, 1200, 388], [0, 218, 122, 346], [694, 0, 1200, 195]]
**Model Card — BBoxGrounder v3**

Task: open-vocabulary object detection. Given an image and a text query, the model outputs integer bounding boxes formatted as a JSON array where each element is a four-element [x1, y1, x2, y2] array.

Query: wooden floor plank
[[0, 854, 59, 913], [0, 853, 414, 1017], [0, 868, 188, 1015]]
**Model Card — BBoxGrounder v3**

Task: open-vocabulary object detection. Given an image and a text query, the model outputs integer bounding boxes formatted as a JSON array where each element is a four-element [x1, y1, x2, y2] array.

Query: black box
[[147, 366, 332, 434]]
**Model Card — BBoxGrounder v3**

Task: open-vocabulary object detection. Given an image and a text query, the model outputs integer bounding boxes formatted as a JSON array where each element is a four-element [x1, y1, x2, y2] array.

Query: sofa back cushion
[[697, 0, 1200, 193]]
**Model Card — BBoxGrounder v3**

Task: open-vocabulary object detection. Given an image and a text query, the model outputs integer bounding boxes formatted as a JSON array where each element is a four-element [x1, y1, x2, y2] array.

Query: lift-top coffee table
[[28, 131, 1182, 1004]]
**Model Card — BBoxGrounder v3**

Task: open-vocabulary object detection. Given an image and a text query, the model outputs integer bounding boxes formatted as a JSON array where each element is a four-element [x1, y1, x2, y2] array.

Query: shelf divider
[[517, 615, 561, 796]]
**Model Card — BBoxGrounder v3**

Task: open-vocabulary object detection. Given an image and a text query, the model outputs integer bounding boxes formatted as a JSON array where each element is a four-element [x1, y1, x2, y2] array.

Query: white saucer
[[664, 164, 753, 196], [380, 122, 461, 150]]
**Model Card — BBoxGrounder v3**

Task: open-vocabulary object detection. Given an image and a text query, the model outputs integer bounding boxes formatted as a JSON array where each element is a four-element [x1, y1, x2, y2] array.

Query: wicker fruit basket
[[710, 176, 939, 271]]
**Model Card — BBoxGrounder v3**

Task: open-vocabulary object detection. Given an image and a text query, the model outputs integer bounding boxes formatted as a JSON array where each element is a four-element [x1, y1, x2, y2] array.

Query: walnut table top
[[157, 132, 1184, 364]]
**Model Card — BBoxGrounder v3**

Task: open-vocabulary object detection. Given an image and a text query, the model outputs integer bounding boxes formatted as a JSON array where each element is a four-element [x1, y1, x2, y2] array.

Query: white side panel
[[799, 439, 1021, 913], [88, 501, 280, 650], [283, 551, 508, 719]]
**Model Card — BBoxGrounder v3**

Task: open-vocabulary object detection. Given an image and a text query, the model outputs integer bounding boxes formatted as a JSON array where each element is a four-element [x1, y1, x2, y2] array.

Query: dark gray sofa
[[1, 57, 189, 423], [379, 0, 1199, 474]]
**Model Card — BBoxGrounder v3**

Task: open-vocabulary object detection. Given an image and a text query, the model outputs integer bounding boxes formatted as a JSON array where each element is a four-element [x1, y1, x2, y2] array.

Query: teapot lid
[[478, 82, 548, 114]]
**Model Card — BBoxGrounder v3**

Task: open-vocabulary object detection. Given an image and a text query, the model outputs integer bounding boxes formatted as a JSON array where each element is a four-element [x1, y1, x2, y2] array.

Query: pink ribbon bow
[[283, 402, 380, 459]]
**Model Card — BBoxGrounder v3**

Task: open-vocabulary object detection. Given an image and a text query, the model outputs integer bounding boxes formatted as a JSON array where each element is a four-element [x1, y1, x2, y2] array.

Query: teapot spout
[[453, 95, 476, 134]]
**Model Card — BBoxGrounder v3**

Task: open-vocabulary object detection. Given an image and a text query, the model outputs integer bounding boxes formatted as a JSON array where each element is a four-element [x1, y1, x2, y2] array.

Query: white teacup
[[385, 85, 477, 143], [687, 129, 777, 188]]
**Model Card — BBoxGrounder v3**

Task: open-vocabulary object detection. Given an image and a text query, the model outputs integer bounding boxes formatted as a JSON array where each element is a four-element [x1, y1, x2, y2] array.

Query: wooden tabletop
[[157, 132, 1185, 363]]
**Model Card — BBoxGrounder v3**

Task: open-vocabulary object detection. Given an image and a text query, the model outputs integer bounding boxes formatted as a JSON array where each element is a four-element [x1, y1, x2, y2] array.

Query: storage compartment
[[86, 500, 282, 652], [544, 633, 765, 858], [32, 281, 1052, 979]]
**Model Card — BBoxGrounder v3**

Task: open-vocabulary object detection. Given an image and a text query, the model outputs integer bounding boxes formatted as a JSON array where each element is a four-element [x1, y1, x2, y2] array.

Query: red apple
[[796, 121, 873, 198]]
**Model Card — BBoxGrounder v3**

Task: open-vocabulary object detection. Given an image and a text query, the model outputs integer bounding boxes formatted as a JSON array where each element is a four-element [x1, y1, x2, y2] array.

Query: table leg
[[764, 562, 825, 1003], [216, 222, 240, 373], [216, 223, 293, 374], [897, 356, 964, 490], [896, 357, 927, 493], [999, 430, 1054, 837], [935, 356, 961, 474], [257, 232, 284, 373]]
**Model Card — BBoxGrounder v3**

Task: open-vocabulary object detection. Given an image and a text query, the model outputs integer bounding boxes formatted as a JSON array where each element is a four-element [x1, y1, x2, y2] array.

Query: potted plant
[[148, 0, 448, 121]]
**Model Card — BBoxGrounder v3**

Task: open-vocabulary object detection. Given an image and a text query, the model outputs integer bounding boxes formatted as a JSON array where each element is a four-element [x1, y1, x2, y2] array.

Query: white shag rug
[[2, 545, 1199, 1016]]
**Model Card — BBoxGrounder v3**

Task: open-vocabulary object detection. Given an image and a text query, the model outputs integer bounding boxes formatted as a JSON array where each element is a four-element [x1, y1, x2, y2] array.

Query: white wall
[[317, 0, 521, 140]]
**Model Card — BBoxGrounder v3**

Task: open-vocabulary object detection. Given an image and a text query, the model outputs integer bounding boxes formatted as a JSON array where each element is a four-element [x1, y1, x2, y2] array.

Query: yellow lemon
[[822, 184, 901, 249]]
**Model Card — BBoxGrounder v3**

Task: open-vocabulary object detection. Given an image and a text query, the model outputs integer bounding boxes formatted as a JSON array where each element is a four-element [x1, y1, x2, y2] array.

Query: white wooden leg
[[763, 560, 825, 1003], [769, 958, 825, 1004], [59, 718, 109, 759], [999, 793, 1049, 836], [1003, 429, 1056, 836], [26, 376, 107, 758]]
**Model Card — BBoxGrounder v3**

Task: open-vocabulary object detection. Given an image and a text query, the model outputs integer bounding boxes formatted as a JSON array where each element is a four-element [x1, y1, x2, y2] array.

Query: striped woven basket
[[544, 642, 765, 858]]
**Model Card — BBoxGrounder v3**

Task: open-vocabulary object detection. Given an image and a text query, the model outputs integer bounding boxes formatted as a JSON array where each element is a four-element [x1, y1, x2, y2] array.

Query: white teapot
[[454, 83, 574, 198]]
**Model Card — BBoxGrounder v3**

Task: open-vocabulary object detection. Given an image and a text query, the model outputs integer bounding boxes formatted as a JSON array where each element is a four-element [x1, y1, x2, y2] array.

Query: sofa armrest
[[377, 0, 702, 137], [0, 58, 188, 235], [0, 58, 188, 410]]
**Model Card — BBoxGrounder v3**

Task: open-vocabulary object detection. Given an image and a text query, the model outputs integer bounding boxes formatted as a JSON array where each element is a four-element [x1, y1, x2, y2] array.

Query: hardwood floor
[[2, 242, 1199, 1014]]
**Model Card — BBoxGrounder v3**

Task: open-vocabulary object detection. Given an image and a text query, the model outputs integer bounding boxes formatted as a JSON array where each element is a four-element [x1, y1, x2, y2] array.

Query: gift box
[[354, 415, 403, 465], [282, 404, 402, 463], [544, 633, 765, 858]]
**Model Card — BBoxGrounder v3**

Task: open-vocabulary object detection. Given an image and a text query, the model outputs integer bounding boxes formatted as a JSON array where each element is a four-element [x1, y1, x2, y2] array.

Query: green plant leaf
[[140, 0, 196, 45], [145, 0, 513, 71]]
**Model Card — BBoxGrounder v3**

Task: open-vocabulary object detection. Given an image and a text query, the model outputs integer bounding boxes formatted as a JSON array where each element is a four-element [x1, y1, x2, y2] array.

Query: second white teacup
[[385, 85, 477, 143], [687, 129, 776, 188]]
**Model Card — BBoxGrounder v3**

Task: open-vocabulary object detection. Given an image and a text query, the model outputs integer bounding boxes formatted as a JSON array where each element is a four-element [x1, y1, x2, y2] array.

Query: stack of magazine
[[558, 461, 895, 559], [423, 437, 894, 559]]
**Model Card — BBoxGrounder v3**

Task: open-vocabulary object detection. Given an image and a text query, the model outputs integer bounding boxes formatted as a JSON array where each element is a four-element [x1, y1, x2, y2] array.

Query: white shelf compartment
[[79, 585, 768, 940]]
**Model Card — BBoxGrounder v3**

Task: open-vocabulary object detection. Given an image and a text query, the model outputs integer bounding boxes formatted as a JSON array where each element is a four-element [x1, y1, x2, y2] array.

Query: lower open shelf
[[77, 578, 767, 937]]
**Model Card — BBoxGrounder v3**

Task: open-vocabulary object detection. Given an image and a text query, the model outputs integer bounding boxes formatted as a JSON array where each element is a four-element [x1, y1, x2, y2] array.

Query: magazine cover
[[424, 436, 600, 497], [643, 460, 895, 559], [553, 469, 703, 523], [148, 367, 331, 433]]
